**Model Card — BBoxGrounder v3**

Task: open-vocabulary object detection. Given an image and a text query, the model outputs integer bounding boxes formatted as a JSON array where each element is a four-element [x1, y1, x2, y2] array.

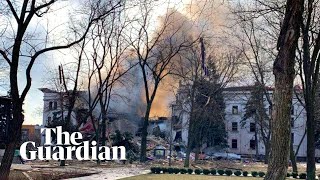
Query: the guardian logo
[[20, 126, 126, 161]]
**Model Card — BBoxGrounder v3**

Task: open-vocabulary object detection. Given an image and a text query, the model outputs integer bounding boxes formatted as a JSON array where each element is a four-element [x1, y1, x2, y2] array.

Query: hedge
[[234, 170, 241, 176], [150, 167, 270, 178], [251, 171, 258, 177], [210, 169, 216, 175], [299, 173, 306, 179], [180, 168, 187, 174], [225, 170, 233, 176], [217, 169, 225, 175], [194, 169, 202, 175], [258, 171, 265, 177], [203, 169, 210, 175]]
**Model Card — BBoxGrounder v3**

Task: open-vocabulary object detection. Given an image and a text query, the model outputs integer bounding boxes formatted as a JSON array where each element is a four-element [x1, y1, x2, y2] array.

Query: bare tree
[[176, 42, 241, 167], [0, 0, 123, 178], [264, 0, 304, 179], [294, 0, 320, 178], [231, 6, 277, 164], [126, 0, 205, 162], [81, 2, 138, 165]]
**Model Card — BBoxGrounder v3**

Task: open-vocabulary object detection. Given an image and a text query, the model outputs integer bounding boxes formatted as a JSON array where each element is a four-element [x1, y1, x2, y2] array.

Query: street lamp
[[169, 103, 177, 167]]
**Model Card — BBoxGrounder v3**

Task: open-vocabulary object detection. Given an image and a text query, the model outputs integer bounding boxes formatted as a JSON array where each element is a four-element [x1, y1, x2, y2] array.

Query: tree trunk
[[254, 124, 259, 159], [184, 81, 197, 168], [195, 146, 200, 163], [0, 142, 16, 179], [264, 142, 270, 164], [140, 104, 151, 162], [290, 139, 298, 173], [0, 102, 23, 179], [60, 98, 74, 167], [184, 141, 191, 167], [306, 110, 315, 179], [265, 0, 303, 179], [265, 75, 295, 180]]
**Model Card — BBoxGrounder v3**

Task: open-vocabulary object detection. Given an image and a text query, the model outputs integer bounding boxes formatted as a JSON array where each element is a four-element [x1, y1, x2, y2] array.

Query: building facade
[[172, 85, 314, 160], [39, 88, 88, 144]]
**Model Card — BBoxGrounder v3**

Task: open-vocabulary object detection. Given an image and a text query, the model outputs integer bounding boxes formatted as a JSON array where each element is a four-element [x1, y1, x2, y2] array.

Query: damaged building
[[171, 84, 314, 161], [40, 88, 142, 144]]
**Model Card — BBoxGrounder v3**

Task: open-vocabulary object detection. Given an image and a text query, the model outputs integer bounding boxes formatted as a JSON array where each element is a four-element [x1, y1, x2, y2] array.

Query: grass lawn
[[121, 174, 263, 180]]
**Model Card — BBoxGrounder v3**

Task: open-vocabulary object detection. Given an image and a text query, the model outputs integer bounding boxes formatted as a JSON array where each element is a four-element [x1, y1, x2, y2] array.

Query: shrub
[[151, 167, 162, 174], [168, 167, 174, 174], [299, 173, 306, 179], [203, 169, 210, 175], [187, 168, 193, 174], [173, 168, 180, 174], [217, 169, 225, 175], [243, 171, 248, 177], [210, 169, 217, 175], [151, 167, 161, 174], [234, 170, 242, 176], [258, 172, 266, 177], [151, 167, 156, 174], [157, 167, 162, 174], [292, 172, 298, 178], [195, 169, 203, 175], [162, 167, 168, 174], [251, 171, 258, 177], [180, 168, 187, 174], [225, 170, 233, 176], [287, 173, 291, 177]]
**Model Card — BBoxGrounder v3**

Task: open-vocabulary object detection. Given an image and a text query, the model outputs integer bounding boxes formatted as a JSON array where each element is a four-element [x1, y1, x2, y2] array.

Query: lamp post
[[169, 104, 176, 166]]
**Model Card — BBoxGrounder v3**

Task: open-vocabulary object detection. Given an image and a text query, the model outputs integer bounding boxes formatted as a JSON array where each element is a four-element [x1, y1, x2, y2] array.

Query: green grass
[[120, 174, 263, 180]]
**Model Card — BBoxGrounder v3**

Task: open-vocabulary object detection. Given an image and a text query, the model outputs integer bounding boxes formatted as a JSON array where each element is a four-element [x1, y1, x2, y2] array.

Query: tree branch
[[0, 49, 11, 66], [6, 0, 20, 23]]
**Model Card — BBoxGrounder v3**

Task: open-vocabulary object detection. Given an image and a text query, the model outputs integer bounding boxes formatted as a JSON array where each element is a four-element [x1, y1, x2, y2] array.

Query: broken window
[[49, 102, 53, 110], [232, 122, 238, 131], [174, 131, 182, 142], [250, 139, 256, 150], [232, 106, 239, 114], [53, 101, 58, 110], [250, 123, 256, 132], [231, 139, 238, 149]]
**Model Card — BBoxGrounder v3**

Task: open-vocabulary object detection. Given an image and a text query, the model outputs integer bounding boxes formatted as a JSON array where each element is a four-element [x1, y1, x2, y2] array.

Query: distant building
[[172, 85, 314, 160], [0, 96, 12, 144], [21, 125, 41, 146], [39, 88, 88, 144], [39, 88, 142, 144]]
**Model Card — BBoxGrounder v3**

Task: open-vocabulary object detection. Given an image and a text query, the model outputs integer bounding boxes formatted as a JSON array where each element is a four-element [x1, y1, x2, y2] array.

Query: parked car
[[212, 152, 241, 160]]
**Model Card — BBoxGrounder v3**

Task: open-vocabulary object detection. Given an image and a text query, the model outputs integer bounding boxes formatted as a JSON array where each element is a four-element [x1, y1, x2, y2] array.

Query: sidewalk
[[64, 167, 150, 180]]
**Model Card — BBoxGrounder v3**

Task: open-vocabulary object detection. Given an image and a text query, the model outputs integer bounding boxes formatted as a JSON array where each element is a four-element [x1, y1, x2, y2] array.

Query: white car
[[212, 152, 241, 160]]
